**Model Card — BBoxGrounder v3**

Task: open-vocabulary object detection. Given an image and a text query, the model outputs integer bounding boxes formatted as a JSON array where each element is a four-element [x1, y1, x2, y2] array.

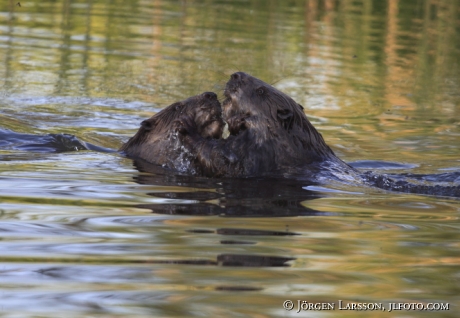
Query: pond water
[[0, 0, 459, 317]]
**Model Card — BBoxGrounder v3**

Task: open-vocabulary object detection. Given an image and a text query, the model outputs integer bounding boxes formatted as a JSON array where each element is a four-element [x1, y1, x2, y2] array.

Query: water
[[0, 0, 459, 317]]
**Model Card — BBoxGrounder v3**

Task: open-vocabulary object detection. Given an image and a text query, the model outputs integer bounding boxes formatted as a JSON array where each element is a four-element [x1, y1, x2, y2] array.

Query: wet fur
[[177, 72, 354, 177], [119, 92, 224, 172], [120, 73, 459, 197]]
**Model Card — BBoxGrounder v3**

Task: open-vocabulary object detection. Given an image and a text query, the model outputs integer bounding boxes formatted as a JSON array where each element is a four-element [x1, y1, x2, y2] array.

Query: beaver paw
[[173, 116, 198, 136], [227, 114, 249, 136]]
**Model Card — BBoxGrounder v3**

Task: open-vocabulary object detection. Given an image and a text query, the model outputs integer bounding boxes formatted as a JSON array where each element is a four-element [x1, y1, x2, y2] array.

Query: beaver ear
[[277, 109, 294, 130], [297, 103, 304, 111], [141, 120, 155, 131]]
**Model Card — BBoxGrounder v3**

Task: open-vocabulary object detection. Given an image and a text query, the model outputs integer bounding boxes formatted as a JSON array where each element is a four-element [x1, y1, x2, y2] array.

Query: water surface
[[0, 0, 459, 317]]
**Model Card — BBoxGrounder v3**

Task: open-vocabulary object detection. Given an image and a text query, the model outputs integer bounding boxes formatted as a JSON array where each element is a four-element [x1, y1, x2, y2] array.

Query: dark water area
[[0, 0, 459, 317]]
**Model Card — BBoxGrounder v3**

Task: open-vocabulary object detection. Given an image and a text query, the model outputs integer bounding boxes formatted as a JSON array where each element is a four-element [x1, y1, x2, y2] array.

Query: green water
[[0, 0, 459, 317]]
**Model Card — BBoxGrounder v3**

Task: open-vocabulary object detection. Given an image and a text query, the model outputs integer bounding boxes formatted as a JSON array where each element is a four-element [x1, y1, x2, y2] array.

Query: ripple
[[216, 228, 300, 236], [0, 222, 143, 239], [349, 160, 419, 170], [5, 96, 149, 109], [83, 215, 173, 227], [0, 264, 163, 284], [0, 289, 171, 315], [0, 242, 152, 257]]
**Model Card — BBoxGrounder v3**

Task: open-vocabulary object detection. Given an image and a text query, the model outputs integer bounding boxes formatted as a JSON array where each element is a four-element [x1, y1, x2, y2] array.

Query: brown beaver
[[175, 72, 358, 179], [172, 74, 460, 197], [120, 74, 459, 197], [119, 92, 225, 174]]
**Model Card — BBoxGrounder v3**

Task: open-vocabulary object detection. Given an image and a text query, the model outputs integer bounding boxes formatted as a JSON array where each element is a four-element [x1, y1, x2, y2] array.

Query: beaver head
[[120, 92, 224, 168], [171, 73, 353, 178], [222, 72, 336, 161]]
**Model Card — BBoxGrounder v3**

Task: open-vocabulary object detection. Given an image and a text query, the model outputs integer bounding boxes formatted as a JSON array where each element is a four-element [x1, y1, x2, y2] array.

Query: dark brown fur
[[119, 92, 224, 173], [120, 74, 459, 197], [176, 72, 355, 178]]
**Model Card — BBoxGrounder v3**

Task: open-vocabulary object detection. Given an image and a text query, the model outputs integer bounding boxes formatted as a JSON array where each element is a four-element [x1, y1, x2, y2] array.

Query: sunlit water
[[0, 1, 459, 317]]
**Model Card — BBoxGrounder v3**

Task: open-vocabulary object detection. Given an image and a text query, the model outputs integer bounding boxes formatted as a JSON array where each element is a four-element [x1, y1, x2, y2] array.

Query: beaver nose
[[202, 92, 217, 100], [230, 72, 246, 81]]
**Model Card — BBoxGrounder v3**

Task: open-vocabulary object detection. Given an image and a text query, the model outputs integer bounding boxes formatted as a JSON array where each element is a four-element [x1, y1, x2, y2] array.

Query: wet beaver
[[119, 92, 224, 173], [175, 72, 358, 180], [180, 72, 460, 197], [120, 74, 458, 197]]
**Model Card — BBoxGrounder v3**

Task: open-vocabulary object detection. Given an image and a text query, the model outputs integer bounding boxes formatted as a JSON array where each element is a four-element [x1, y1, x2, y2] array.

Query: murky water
[[0, 0, 459, 317]]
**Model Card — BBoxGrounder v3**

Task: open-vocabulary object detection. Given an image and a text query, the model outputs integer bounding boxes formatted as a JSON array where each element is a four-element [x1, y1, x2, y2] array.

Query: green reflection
[[0, 1, 459, 317]]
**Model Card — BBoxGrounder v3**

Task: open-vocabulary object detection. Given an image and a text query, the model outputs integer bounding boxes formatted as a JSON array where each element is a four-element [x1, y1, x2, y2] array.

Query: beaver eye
[[256, 87, 265, 96]]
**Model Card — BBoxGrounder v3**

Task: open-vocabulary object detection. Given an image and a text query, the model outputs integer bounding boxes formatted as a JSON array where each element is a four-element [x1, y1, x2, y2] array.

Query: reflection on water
[[133, 159, 327, 217], [0, 0, 459, 317]]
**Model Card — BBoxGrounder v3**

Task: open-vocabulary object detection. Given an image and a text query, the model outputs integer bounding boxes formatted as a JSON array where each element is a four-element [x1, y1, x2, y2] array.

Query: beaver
[[118, 73, 459, 197], [119, 92, 225, 174], [174, 72, 358, 180], [176, 73, 460, 197]]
